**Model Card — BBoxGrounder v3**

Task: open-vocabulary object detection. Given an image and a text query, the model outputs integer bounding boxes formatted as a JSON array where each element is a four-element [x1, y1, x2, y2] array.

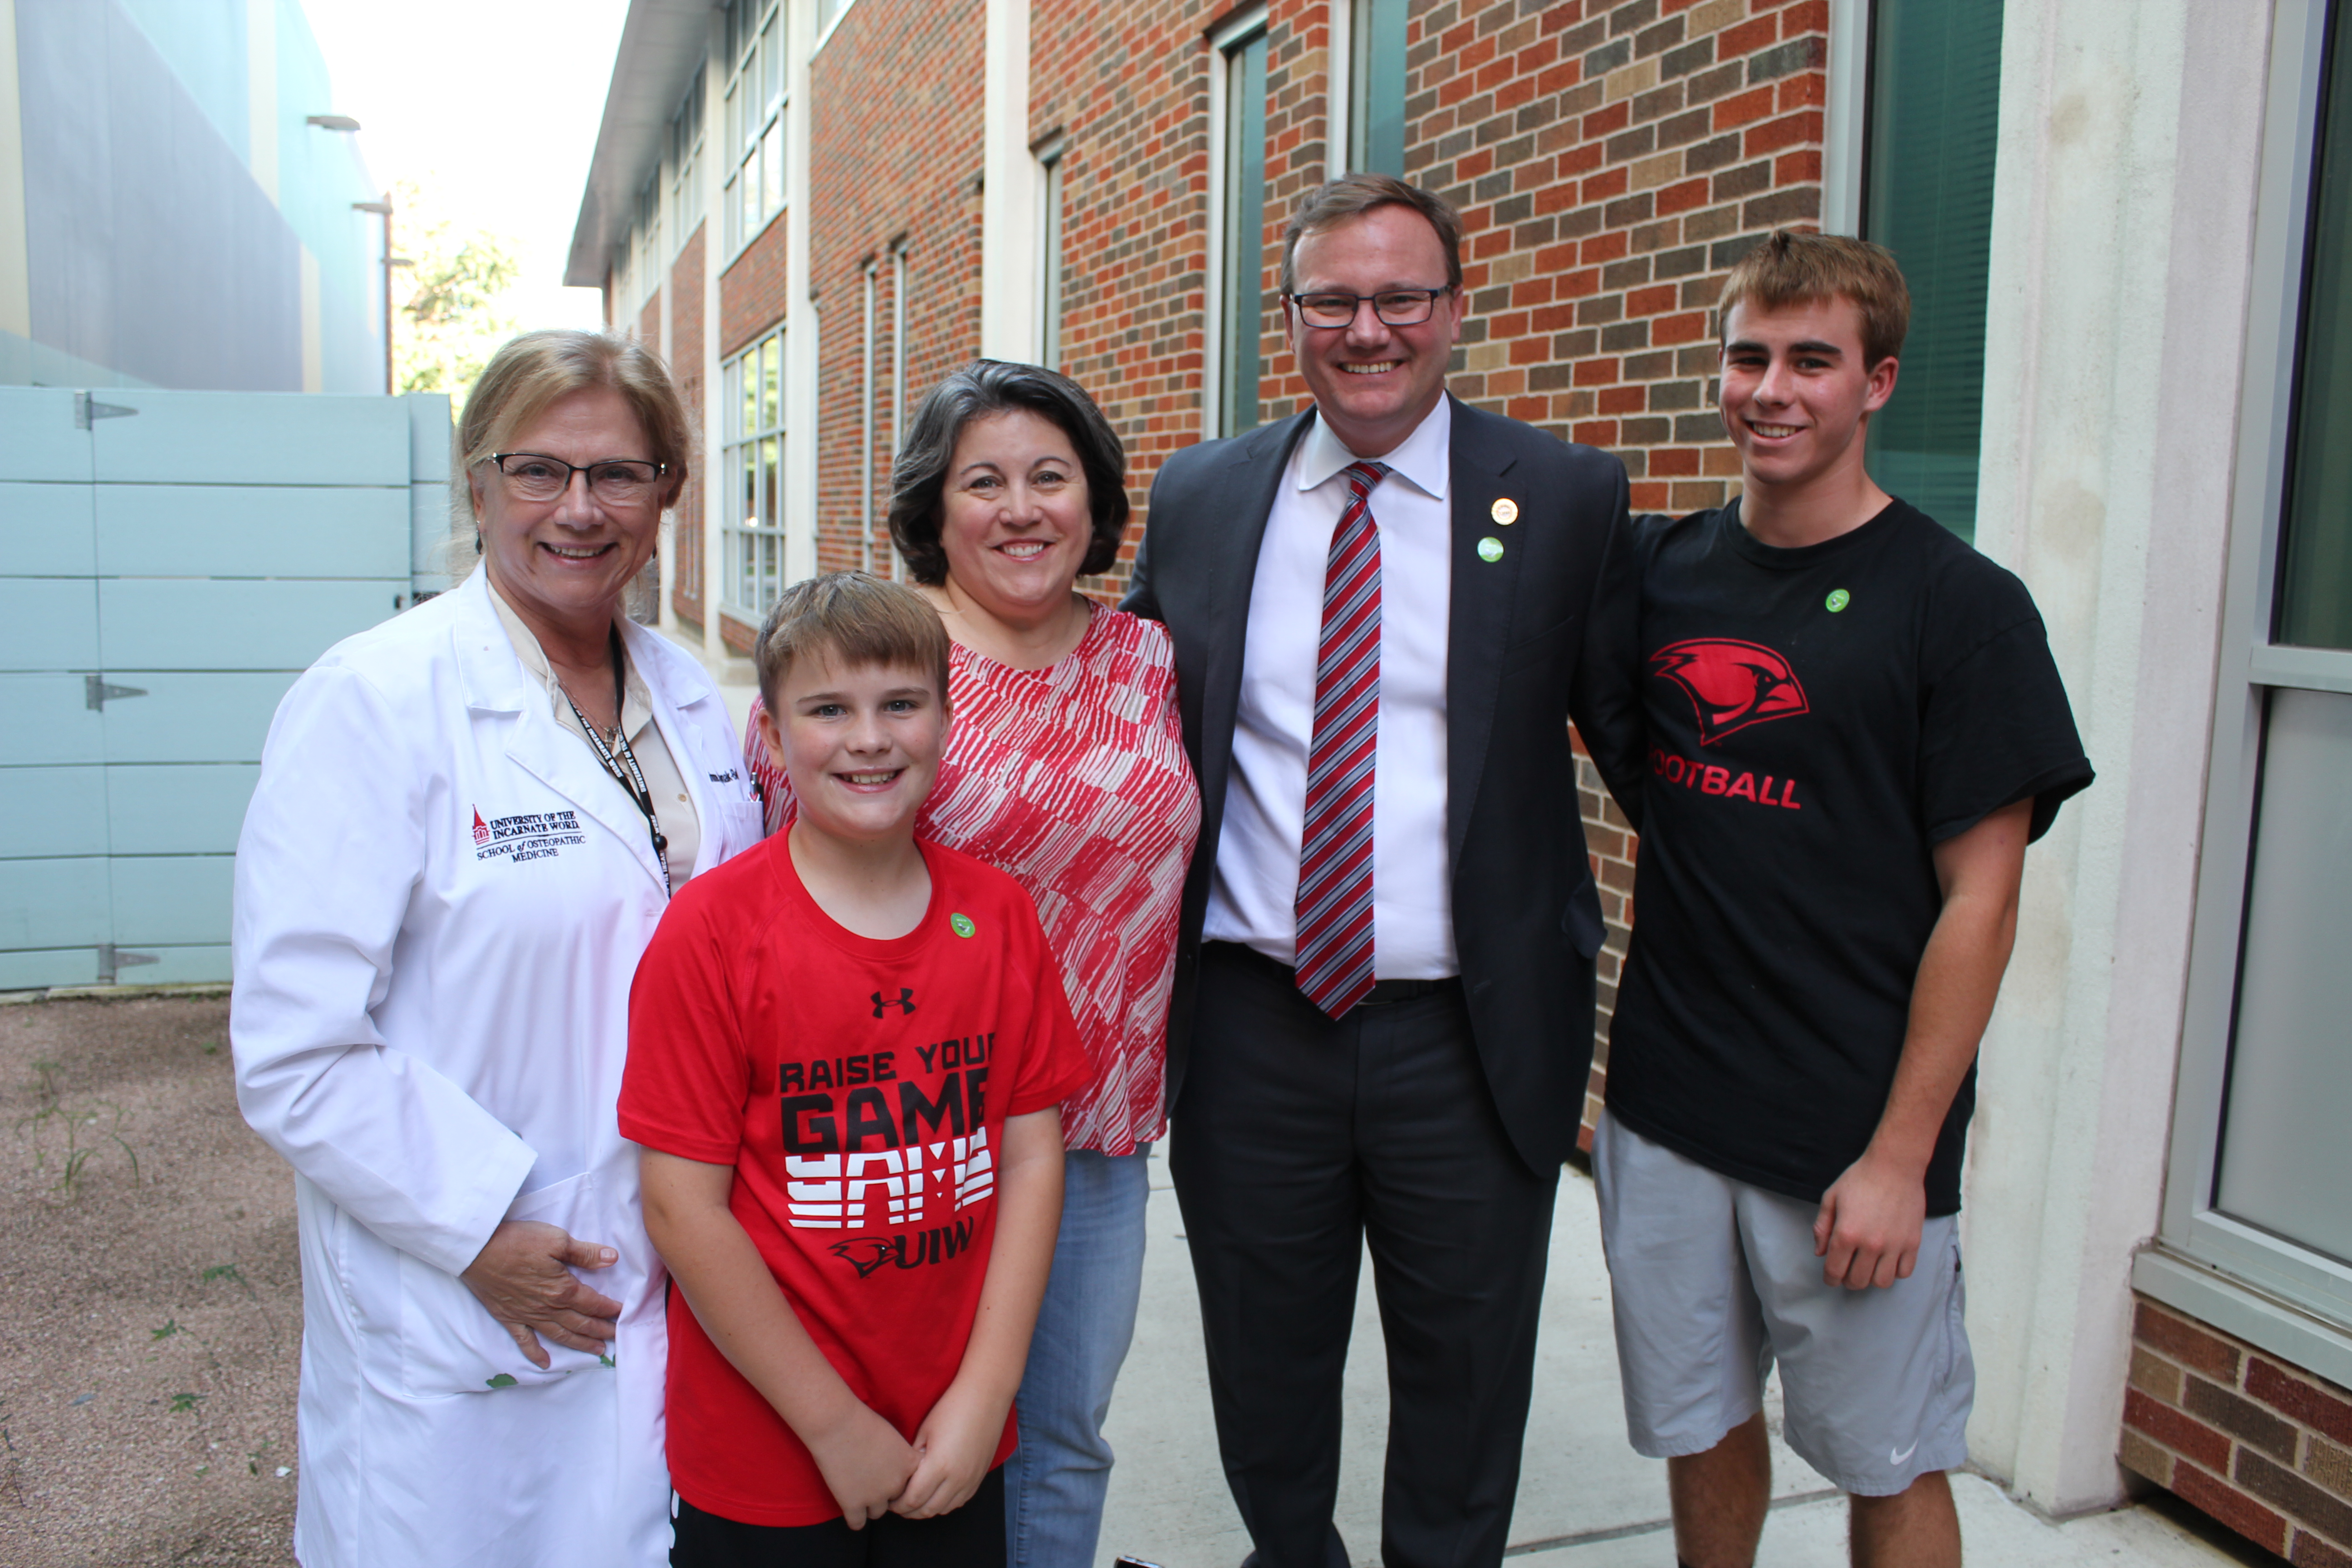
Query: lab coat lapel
[[450, 572, 670, 893], [1443, 398, 1524, 868], [622, 619, 739, 867]]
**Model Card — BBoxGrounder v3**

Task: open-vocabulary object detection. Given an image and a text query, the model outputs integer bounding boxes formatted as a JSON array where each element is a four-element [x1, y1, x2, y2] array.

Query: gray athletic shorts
[[1591, 1109, 1974, 1496]]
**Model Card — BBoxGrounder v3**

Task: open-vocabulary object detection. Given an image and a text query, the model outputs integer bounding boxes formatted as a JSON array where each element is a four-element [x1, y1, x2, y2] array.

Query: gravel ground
[[0, 992, 299, 1568]]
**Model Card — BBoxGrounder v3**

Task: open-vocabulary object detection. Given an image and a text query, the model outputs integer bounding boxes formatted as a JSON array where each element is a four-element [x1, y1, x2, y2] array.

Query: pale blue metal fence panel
[[104, 764, 261, 854], [0, 389, 93, 483], [98, 579, 401, 671], [0, 578, 100, 670], [96, 673, 302, 764], [3, 675, 106, 764], [0, 949, 104, 990], [88, 392, 409, 486], [96, 485, 411, 579], [2, 481, 98, 577], [0, 766, 109, 857], [0, 858, 111, 948], [111, 856, 235, 947]]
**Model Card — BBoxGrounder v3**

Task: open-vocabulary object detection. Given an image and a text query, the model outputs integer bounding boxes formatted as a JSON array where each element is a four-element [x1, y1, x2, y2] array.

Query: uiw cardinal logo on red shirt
[[1650, 639, 1809, 745]]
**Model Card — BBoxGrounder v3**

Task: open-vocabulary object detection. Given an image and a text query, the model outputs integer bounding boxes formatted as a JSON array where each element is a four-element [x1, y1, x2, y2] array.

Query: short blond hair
[[754, 572, 953, 715], [460, 330, 690, 510], [1717, 230, 1911, 368]]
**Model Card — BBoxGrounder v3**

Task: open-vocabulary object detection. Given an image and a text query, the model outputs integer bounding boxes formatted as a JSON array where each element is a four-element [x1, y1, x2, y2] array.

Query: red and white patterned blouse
[[745, 606, 1199, 1155]]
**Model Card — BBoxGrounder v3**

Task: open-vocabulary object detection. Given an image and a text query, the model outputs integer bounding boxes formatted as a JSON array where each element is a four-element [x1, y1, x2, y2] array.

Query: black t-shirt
[[1605, 497, 2092, 1215]]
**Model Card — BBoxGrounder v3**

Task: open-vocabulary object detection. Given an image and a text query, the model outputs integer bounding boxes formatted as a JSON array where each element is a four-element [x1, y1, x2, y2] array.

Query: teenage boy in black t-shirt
[[1594, 231, 2092, 1568]]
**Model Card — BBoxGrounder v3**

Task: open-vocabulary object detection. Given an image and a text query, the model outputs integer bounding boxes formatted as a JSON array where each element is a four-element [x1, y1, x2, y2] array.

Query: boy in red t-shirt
[[621, 571, 1088, 1564]]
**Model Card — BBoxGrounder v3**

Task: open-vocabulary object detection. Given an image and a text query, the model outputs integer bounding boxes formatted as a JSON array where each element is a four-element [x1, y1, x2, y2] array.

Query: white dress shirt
[[1204, 397, 1457, 978]]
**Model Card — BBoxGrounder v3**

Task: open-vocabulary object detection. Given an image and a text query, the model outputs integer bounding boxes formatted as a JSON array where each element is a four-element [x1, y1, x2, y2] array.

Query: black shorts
[[670, 1467, 1005, 1568]]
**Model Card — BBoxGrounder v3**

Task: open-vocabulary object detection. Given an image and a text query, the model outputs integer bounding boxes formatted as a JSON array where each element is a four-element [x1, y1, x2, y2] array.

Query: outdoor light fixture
[[307, 114, 361, 132]]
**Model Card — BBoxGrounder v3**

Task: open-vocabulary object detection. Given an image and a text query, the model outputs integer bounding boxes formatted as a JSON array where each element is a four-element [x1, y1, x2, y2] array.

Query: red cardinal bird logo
[[1650, 639, 1809, 745]]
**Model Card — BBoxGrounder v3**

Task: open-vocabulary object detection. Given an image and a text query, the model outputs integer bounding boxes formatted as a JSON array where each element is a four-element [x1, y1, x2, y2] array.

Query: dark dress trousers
[[1122, 397, 1642, 1568]]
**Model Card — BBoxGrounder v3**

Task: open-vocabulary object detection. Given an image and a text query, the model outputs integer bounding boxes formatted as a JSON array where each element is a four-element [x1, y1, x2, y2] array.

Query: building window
[[1038, 140, 1065, 369], [1347, 0, 1408, 176], [724, 326, 787, 616], [1215, 14, 1269, 438], [671, 72, 706, 250], [632, 172, 662, 318], [2147, 0, 2352, 1367], [724, 0, 788, 256], [1858, 0, 2004, 542]]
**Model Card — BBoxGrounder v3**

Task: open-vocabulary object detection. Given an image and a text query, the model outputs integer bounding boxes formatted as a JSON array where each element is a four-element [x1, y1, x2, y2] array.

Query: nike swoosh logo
[[1890, 1441, 1919, 1465]]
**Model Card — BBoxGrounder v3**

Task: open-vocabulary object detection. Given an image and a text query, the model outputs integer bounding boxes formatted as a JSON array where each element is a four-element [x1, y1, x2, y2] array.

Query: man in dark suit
[[1122, 175, 1642, 1568]]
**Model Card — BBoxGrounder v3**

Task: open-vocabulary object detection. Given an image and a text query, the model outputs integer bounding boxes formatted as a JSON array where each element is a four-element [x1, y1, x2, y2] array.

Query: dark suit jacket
[[1122, 396, 1645, 1173]]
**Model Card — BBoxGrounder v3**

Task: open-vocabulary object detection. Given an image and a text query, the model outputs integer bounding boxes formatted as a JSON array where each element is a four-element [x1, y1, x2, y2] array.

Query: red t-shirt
[[619, 834, 1090, 1527]]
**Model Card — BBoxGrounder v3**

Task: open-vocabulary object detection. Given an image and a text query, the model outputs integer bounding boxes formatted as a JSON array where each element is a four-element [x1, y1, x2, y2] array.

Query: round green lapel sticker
[[1825, 588, 1851, 612], [1476, 536, 1505, 563], [950, 913, 977, 938]]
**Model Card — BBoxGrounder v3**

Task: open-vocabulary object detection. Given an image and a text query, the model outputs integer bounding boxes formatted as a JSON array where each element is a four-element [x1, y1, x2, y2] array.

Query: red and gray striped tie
[[1294, 459, 1389, 1017]]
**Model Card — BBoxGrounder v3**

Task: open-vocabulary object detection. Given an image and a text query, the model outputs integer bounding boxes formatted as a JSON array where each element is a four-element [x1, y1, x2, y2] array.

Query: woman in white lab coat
[[231, 330, 763, 1568]]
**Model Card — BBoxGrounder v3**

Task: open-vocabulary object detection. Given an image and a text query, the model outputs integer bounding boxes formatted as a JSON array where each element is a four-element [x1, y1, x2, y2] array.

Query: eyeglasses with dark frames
[[1286, 287, 1455, 329], [485, 452, 669, 505]]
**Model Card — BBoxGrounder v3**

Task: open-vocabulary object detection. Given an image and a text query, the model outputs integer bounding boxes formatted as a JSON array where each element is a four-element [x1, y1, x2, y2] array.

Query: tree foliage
[[391, 177, 524, 411]]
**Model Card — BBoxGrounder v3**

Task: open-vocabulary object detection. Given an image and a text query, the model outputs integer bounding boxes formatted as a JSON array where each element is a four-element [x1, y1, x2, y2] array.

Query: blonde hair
[[754, 572, 953, 715], [1717, 230, 1911, 367], [459, 330, 690, 517]]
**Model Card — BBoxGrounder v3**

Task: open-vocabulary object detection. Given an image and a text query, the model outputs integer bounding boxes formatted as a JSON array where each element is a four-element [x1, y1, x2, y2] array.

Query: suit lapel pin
[[1490, 497, 1519, 525], [1477, 537, 1505, 563]]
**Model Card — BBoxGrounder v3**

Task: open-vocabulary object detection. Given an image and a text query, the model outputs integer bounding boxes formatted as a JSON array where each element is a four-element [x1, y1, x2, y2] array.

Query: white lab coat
[[231, 568, 762, 1568]]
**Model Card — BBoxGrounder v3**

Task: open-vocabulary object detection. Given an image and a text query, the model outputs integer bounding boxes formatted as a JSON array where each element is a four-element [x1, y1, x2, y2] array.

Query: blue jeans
[[1004, 1146, 1152, 1568]]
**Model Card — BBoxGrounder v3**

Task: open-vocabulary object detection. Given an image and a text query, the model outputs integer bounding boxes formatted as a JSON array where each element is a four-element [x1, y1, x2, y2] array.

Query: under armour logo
[[870, 988, 916, 1018]]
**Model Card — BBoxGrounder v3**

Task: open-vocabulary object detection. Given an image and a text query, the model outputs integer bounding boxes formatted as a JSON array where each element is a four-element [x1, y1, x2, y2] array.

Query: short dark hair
[[753, 570, 952, 716], [887, 361, 1129, 588], [1718, 230, 1911, 368], [1279, 174, 1465, 296]]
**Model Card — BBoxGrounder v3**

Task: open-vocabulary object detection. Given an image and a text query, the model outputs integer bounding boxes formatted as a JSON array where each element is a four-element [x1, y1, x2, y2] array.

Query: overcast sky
[[303, 0, 631, 331]]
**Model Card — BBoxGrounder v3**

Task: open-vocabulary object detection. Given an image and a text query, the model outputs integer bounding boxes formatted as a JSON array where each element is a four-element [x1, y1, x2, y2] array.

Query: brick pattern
[[671, 222, 709, 633], [720, 210, 791, 360], [2122, 1295, 2352, 1565], [1412, 0, 1824, 515], [808, 0, 986, 583]]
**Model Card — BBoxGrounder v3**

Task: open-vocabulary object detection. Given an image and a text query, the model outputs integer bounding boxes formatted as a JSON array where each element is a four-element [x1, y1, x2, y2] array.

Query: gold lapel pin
[[1491, 497, 1519, 525]]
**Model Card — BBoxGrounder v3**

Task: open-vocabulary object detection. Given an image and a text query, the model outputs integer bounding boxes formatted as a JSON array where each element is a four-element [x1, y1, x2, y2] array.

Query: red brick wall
[[720, 210, 791, 360], [2124, 1296, 2352, 1566], [671, 223, 709, 633], [806, 0, 986, 581], [636, 289, 661, 348]]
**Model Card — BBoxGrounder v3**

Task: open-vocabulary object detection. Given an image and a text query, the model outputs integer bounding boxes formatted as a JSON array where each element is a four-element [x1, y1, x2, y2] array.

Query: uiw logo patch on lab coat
[[472, 808, 587, 864]]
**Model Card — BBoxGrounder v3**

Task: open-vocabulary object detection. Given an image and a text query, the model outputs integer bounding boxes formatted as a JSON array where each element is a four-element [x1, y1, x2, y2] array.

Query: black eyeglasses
[[1287, 287, 1454, 329], [485, 452, 669, 505]]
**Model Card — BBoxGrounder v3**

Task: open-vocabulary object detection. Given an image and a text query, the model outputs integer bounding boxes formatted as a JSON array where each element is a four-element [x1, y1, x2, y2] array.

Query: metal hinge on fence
[[85, 675, 148, 710], [73, 392, 137, 428], [96, 945, 159, 984]]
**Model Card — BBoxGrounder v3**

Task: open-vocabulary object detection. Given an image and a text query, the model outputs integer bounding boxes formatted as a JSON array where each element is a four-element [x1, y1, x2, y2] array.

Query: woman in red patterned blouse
[[744, 361, 1198, 1567]]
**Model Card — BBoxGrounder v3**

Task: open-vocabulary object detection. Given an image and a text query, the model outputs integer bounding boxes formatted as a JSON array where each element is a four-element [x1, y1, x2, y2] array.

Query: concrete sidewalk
[[1098, 1149, 2251, 1568]]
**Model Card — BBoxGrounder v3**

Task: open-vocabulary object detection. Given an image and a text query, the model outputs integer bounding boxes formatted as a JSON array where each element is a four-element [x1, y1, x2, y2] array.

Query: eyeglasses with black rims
[[485, 451, 669, 505], [1286, 286, 1454, 329]]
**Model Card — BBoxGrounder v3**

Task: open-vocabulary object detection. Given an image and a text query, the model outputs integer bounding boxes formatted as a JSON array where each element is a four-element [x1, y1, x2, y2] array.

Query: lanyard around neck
[[560, 624, 671, 898]]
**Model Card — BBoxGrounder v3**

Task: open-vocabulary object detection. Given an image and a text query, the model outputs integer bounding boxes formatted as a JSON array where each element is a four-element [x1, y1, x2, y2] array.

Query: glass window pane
[[2214, 688, 2352, 1265], [2277, 4, 2352, 648], [1222, 30, 1268, 437], [761, 335, 781, 430], [1350, 0, 1408, 176], [762, 119, 784, 225], [762, 10, 782, 111], [1861, 0, 2004, 543], [762, 437, 781, 527]]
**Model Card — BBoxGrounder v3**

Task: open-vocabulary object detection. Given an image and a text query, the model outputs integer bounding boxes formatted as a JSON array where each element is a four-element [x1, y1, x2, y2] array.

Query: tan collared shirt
[[487, 579, 703, 885]]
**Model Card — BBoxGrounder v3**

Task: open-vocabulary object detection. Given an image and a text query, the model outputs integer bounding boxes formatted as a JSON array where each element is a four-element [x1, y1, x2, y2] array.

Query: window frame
[[2138, 0, 2352, 1389], [722, 0, 789, 262], [720, 324, 789, 621], [1205, 6, 1269, 441]]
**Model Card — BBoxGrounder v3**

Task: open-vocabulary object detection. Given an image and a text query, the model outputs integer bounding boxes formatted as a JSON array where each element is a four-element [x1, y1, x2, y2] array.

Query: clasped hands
[[803, 1378, 1004, 1528]]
